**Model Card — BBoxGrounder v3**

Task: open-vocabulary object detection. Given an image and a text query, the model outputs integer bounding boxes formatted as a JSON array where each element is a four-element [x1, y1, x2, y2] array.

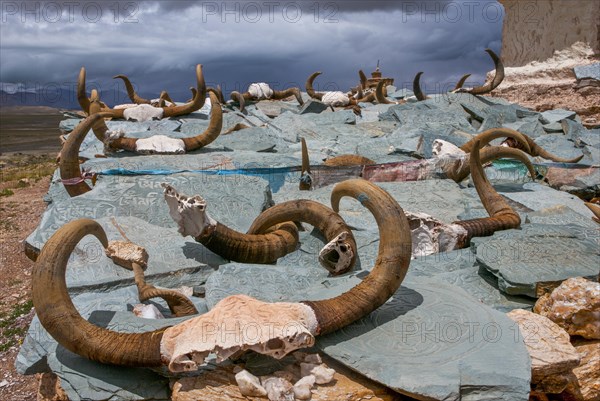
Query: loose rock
[[235, 369, 267, 397], [534, 277, 600, 339], [507, 309, 580, 393]]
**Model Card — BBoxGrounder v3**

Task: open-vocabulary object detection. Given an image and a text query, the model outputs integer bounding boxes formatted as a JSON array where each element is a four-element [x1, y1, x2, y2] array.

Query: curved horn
[[375, 80, 394, 104], [302, 179, 412, 334], [131, 262, 198, 317], [159, 90, 174, 106], [272, 87, 305, 106], [461, 49, 504, 95], [454, 140, 521, 242], [207, 85, 225, 104], [182, 92, 223, 151], [300, 137, 312, 190], [248, 199, 358, 274], [502, 133, 584, 163], [77, 67, 91, 114], [305, 72, 324, 100], [162, 64, 206, 117], [460, 128, 532, 154], [449, 146, 536, 183], [453, 73, 471, 91], [230, 91, 247, 112], [584, 202, 600, 224], [413, 72, 427, 101], [187, 87, 198, 103], [163, 184, 299, 264], [113, 74, 151, 104], [324, 154, 375, 167], [359, 69, 368, 89], [59, 114, 106, 196], [88, 99, 137, 151], [33, 219, 166, 366]]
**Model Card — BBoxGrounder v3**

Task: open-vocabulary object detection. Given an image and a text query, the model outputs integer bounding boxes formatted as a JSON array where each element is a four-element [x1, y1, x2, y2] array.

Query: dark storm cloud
[[0, 0, 504, 104]]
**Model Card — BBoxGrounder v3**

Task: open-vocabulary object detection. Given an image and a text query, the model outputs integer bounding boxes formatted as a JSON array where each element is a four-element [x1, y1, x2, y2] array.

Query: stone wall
[[498, 0, 600, 67]]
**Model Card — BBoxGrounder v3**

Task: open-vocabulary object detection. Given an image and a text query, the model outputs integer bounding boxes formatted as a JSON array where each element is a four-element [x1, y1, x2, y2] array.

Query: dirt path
[[0, 174, 52, 400]]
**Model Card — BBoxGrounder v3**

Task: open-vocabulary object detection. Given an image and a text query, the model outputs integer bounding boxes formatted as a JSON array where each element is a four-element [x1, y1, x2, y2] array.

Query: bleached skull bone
[[162, 183, 216, 238], [432, 139, 466, 158], [159, 294, 318, 372], [122, 103, 164, 122], [321, 91, 350, 106], [135, 135, 185, 155], [248, 82, 274, 99], [105, 240, 149, 270], [318, 231, 354, 274], [405, 211, 468, 258]]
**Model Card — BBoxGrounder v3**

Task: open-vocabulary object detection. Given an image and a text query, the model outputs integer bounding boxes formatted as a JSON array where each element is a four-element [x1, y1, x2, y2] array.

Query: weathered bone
[[230, 83, 303, 112], [318, 232, 355, 274], [78, 64, 206, 119], [33, 180, 412, 370], [162, 183, 299, 264], [247, 199, 357, 274], [306, 71, 373, 106], [160, 294, 318, 372]]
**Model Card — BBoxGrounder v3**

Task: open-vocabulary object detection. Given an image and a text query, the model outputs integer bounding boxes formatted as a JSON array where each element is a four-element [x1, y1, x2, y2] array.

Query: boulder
[[474, 224, 599, 297], [299, 99, 328, 114], [540, 109, 577, 125], [507, 309, 580, 393], [534, 277, 600, 339], [562, 339, 600, 401]]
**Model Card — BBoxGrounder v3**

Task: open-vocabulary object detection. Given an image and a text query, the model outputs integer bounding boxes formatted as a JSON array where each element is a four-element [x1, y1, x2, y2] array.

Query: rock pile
[[17, 82, 599, 401]]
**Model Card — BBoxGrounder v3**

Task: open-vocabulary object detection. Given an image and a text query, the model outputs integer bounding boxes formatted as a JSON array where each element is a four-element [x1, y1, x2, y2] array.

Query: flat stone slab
[[15, 282, 197, 374], [317, 275, 531, 401], [498, 182, 595, 219], [274, 179, 475, 228], [28, 173, 273, 253], [574, 63, 600, 81], [473, 223, 599, 298], [539, 109, 577, 125], [64, 216, 221, 292], [202, 259, 531, 400], [526, 205, 599, 229]]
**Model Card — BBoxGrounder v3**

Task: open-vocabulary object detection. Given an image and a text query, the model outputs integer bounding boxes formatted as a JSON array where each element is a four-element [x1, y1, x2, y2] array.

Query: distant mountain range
[[0, 88, 138, 109]]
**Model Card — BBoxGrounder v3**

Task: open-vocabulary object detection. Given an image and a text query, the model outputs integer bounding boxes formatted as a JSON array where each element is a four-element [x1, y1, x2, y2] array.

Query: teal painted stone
[[17, 283, 196, 375], [526, 205, 599, 229], [390, 88, 414, 99], [310, 109, 356, 125], [299, 99, 328, 114], [27, 174, 273, 253], [274, 179, 473, 227], [59, 118, 82, 132], [317, 275, 531, 401], [473, 223, 599, 297], [60, 217, 221, 293], [534, 135, 588, 163], [435, 266, 535, 312], [561, 118, 587, 141], [503, 119, 546, 139], [539, 109, 576, 125], [254, 100, 299, 118], [574, 63, 600, 80], [498, 182, 594, 219], [217, 126, 289, 153], [542, 122, 564, 133]]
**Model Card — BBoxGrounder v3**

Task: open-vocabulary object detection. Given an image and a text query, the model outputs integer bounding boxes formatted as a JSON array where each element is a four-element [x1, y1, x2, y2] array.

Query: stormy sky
[[0, 0, 504, 105]]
